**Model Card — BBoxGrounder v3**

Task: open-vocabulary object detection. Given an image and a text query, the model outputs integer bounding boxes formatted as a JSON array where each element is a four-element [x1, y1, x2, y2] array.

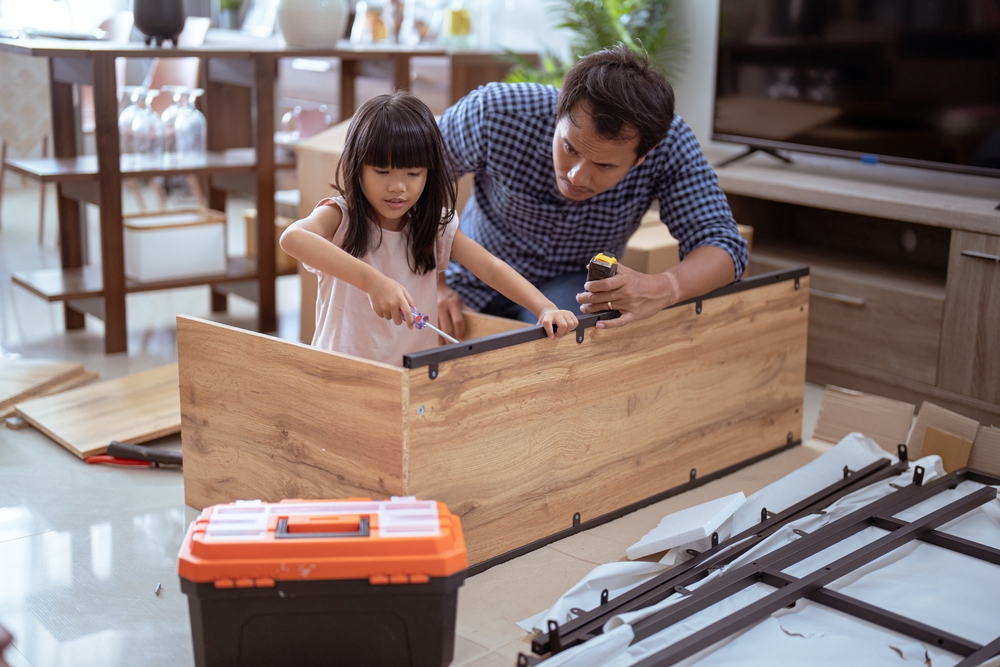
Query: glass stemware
[[160, 85, 188, 160], [174, 88, 207, 158], [130, 88, 163, 160], [118, 86, 144, 156]]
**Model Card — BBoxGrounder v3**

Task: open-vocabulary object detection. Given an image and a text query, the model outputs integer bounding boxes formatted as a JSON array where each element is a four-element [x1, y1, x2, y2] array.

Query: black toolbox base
[[181, 572, 464, 667]]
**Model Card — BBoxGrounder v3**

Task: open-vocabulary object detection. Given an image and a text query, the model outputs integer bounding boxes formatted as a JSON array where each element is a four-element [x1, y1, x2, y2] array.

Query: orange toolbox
[[178, 497, 467, 667]]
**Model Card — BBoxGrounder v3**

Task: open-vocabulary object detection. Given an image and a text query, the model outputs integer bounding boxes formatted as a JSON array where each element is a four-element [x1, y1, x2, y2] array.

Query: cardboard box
[[620, 209, 754, 275], [243, 209, 297, 274], [123, 209, 227, 283]]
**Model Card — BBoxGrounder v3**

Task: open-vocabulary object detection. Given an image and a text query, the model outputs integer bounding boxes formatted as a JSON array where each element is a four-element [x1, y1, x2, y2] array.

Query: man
[[437, 44, 747, 337]]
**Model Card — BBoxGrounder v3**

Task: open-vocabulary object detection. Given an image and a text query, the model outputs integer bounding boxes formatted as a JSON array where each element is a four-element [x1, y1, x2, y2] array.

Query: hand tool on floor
[[85, 440, 183, 467], [401, 306, 460, 344], [587, 252, 618, 282]]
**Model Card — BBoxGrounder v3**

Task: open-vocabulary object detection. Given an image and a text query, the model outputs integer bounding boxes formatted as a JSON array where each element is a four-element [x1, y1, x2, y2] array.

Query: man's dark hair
[[557, 44, 675, 159]]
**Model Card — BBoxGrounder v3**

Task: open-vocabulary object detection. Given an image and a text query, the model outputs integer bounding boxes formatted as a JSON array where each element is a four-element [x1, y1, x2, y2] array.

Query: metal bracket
[[761, 507, 772, 522], [898, 443, 908, 462], [690, 468, 697, 482], [674, 585, 694, 596], [794, 277, 800, 290], [576, 325, 586, 344], [428, 363, 438, 380], [711, 532, 719, 548], [695, 300, 703, 315], [843, 465, 854, 479], [913, 465, 925, 487], [601, 589, 609, 605], [547, 620, 562, 654], [573, 512, 581, 527]]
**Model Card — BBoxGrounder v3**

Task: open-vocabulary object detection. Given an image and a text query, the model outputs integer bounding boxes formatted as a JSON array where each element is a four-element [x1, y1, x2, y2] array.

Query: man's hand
[[577, 246, 736, 329], [576, 264, 679, 329], [437, 276, 467, 340]]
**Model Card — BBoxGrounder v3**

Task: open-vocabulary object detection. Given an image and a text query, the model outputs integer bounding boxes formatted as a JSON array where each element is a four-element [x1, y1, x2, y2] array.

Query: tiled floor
[[0, 179, 827, 666]]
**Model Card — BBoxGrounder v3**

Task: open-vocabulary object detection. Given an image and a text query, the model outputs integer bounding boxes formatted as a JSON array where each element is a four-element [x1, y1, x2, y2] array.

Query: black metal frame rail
[[525, 466, 1000, 667], [403, 266, 810, 373], [531, 446, 912, 655]]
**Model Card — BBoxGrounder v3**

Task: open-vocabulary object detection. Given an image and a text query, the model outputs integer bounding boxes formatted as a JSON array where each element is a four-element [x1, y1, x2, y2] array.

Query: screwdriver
[[402, 306, 460, 344]]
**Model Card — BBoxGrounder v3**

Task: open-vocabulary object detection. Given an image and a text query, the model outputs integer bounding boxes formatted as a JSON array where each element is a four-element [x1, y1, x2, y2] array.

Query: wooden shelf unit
[[710, 148, 1000, 422], [12, 257, 296, 305]]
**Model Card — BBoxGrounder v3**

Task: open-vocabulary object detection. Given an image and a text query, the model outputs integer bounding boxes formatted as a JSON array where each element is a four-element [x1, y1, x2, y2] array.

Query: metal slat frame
[[534, 451, 911, 654], [631, 484, 998, 666]]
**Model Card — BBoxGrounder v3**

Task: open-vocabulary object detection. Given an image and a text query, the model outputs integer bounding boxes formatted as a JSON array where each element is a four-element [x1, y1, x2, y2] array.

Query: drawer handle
[[960, 250, 1000, 263], [811, 289, 866, 307]]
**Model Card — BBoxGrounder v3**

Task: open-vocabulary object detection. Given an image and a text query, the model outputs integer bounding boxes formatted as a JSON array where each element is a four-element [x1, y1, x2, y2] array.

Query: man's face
[[551, 105, 646, 201]]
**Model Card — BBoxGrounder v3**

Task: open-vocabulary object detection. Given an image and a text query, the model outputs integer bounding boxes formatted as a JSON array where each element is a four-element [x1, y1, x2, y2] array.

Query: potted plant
[[505, 0, 687, 85], [219, 0, 243, 30]]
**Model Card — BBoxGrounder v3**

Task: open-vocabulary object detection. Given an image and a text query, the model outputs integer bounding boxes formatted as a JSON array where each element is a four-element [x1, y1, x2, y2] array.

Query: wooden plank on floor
[[0, 358, 86, 416], [0, 368, 100, 419], [15, 364, 180, 459]]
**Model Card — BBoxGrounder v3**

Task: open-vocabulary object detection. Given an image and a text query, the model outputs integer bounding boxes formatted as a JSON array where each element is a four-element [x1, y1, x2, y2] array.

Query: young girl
[[280, 91, 578, 365]]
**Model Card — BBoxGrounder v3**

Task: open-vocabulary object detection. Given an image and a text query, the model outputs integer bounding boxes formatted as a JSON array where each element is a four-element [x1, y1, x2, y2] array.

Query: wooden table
[[0, 32, 530, 353]]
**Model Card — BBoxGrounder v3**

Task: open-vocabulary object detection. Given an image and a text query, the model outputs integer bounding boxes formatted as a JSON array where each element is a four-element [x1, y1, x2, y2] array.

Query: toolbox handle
[[275, 516, 370, 539]]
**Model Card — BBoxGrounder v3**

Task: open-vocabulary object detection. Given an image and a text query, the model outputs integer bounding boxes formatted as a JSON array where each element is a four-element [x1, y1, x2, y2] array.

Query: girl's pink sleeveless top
[[304, 197, 459, 366]]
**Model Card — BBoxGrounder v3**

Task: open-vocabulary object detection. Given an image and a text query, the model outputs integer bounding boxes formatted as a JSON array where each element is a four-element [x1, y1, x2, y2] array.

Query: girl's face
[[360, 165, 428, 230]]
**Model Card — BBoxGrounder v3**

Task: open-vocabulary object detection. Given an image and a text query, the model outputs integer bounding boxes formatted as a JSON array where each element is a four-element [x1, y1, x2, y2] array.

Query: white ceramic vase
[[276, 0, 350, 48]]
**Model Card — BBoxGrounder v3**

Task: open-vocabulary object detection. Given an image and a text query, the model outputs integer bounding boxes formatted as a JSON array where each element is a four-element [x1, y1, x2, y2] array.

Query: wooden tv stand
[[706, 146, 1000, 423]]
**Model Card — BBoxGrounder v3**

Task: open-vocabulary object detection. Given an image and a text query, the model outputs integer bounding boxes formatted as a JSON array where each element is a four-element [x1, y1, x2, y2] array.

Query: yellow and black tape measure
[[587, 252, 618, 281]]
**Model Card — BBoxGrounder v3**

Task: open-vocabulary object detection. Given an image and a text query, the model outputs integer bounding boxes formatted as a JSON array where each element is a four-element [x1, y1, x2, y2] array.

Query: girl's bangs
[[358, 109, 437, 170]]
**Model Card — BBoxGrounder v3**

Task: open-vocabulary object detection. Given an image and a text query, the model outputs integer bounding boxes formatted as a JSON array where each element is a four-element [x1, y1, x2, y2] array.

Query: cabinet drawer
[[752, 257, 944, 384], [938, 231, 1000, 403]]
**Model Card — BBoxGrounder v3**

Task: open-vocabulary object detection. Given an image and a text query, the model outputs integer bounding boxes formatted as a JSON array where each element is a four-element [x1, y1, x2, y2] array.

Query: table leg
[[92, 53, 127, 354], [47, 65, 85, 331], [339, 58, 357, 122], [393, 54, 411, 92], [254, 53, 277, 334]]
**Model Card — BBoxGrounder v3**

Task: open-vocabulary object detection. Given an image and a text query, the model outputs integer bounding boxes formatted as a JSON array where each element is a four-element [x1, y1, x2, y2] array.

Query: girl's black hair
[[334, 90, 457, 275]]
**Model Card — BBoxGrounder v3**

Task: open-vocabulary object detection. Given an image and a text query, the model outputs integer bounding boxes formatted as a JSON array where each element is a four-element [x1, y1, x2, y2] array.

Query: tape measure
[[588, 252, 618, 281]]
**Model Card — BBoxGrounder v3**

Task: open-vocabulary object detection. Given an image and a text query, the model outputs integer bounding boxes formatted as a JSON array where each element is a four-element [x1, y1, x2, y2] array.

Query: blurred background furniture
[[0, 30, 533, 353]]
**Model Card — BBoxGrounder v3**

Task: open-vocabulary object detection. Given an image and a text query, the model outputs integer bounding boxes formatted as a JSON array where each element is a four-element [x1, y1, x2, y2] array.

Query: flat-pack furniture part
[[178, 497, 466, 667], [178, 269, 810, 566]]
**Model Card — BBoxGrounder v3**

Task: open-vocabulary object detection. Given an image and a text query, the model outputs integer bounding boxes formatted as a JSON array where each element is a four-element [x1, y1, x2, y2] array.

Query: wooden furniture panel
[[752, 252, 942, 385], [179, 275, 808, 565], [406, 277, 809, 564], [0, 359, 84, 416], [938, 231, 1000, 404], [15, 364, 180, 459], [177, 317, 406, 510]]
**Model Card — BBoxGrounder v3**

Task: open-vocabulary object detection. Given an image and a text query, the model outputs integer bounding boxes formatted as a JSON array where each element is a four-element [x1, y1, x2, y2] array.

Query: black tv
[[713, 0, 1000, 178]]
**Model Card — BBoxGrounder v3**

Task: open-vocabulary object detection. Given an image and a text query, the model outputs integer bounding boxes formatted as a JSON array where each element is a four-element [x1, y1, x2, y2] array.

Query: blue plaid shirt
[[440, 82, 748, 311]]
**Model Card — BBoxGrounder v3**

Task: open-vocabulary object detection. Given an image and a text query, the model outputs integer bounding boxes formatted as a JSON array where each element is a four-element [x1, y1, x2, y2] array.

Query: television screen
[[713, 0, 1000, 177]]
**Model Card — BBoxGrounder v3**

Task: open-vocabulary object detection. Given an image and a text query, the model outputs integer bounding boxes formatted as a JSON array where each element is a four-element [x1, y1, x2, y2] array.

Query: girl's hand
[[368, 275, 415, 326], [537, 308, 579, 339]]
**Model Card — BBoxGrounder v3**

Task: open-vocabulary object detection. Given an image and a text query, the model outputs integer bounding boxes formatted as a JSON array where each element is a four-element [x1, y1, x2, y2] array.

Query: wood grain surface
[[179, 280, 808, 564], [0, 368, 99, 419], [405, 278, 809, 563], [15, 364, 180, 459], [938, 231, 1000, 404], [0, 358, 85, 415], [178, 317, 406, 509]]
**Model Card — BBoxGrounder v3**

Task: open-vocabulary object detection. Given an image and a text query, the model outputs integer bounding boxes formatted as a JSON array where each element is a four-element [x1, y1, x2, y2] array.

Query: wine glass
[[118, 86, 145, 157], [175, 88, 207, 158], [130, 88, 163, 162], [160, 85, 189, 160]]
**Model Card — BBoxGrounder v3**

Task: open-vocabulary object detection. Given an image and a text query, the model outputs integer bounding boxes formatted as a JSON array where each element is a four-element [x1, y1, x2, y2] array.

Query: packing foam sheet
[[625, 492, 746, 561], [519, 434, 892, 634], [528, 436, 1000, 665]]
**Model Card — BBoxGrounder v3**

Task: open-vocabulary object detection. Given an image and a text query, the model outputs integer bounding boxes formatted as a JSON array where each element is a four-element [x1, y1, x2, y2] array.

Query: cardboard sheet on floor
[[919, 426, 973, 472], [906, 401, 980, 459], [0, 358, 93, 418], [810, 386, 914, 452], [15, 364, 180, 459], [970, 426, 1000, 477]]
